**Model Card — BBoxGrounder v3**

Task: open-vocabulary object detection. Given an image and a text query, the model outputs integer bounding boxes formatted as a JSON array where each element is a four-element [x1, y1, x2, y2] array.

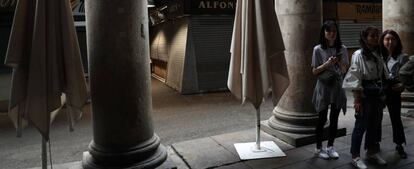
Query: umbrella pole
[[66, 102, 74, 132], [42, 137, 47, 169], [255, 107, 261, 150]]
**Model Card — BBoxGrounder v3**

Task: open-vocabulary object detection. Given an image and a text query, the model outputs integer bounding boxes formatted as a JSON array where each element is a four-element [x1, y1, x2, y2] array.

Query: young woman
[[343, 27, 387, 169], [380, 29, 409, 159], [311, 20, 348, 160]]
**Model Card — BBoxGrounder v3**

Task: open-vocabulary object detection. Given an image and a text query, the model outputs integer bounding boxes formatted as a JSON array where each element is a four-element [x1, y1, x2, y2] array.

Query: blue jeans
[[350, 96, 384, 157]]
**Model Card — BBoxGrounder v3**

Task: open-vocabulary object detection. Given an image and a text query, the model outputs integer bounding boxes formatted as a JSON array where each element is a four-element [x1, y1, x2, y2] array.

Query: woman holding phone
[[311, 20, 348, 160]]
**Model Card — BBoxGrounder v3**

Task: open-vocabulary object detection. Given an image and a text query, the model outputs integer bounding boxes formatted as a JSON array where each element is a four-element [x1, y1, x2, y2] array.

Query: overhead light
[[148, 0, 155, 8]]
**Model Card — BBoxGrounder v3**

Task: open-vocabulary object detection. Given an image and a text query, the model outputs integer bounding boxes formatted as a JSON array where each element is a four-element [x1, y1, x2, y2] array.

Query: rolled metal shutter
[[189, 15, 234, 91], [338, 20, 382, 48]]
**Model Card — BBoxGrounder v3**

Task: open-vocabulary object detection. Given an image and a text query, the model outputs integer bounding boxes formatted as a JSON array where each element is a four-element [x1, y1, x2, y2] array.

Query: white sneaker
[[352, 157, 367, 169], [368, 153, 387, 165], [327, 146, 339, 159], [315, 148, 329, 159]]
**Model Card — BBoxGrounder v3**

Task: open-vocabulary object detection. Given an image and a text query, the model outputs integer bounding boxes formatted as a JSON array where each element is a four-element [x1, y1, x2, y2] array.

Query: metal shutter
[[339, 20, 382, 48], [189, 16, 233, 91]]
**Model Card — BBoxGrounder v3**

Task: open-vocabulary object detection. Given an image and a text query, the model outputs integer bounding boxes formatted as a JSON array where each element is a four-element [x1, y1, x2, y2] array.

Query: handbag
[[362, 80, 384, 96], [318, 70, 336, 86]]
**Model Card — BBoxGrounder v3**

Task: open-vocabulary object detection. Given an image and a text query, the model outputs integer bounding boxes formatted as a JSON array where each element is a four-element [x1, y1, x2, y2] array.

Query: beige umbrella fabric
[[228, 0, 289, 154], [5, 0, 88, 141], [228, 0, 289, 109]]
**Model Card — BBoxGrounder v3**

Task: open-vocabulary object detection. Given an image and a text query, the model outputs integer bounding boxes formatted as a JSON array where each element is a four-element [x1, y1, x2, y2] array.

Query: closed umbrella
[[4, 0, 88, 168], [229, 0, 289, 159]]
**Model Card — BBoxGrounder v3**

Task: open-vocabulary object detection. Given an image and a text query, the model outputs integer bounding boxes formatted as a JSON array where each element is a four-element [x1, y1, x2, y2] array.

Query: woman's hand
[[353, 90, 362, 115], [326, 56, 339, 66], [312, 56, 338, 75], [354, 98, 362, 114]]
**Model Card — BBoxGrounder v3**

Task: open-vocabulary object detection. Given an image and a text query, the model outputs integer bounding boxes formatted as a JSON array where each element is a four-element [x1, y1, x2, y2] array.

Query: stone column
[[262, 0, 345, 146], [82, 0, 167, 168], [383, 0, 414, 114], [383, 0, 414, 54]]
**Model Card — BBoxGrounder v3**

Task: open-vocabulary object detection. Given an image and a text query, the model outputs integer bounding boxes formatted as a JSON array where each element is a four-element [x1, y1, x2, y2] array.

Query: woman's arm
[[312, 59, 333, 75]]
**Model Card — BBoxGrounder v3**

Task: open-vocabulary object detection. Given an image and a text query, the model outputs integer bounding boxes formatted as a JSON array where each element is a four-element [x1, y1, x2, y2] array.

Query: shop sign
[[184, 0, 236, 15], [337, 2, 381, 20]]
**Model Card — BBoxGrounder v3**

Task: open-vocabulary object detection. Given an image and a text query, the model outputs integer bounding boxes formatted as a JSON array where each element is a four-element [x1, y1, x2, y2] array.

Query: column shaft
[[383, 0, 414, 113], [383, 0, 414, 54], [267, 0, 321, 134], [82, 0, 167, 168]]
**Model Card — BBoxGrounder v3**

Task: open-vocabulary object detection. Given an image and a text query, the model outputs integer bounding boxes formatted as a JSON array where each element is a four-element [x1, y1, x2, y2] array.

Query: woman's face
[[367, 31, 379, 48], [383, 33, 397, 53], [324, 26, 337, 43]]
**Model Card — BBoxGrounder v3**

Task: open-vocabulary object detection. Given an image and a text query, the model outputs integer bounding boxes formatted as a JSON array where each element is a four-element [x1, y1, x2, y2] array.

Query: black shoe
[[396, 145, 407, 159]]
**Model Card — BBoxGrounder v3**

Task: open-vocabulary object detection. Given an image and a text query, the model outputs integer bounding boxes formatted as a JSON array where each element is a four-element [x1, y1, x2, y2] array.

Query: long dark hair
[[319, 19, 343, 52], [359, 26, 380, 61], [379, 29, 403, 60]]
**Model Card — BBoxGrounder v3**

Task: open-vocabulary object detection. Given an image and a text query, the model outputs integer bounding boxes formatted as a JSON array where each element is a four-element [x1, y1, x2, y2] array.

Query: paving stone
[[374, 136, 396, 152], [214, 162, 252, 169], [244, 148, 313, 169], [211, 129, 294, 157], [166, 146, 188, 169], [302, 139, 350, 154], [381, 125, 394, 139], [404, 143, 414, 156], [276, 161, 320, 169], [28, 155, 179, 169], [382, 114, 392, 126], [28, 162, 82, 169], [405, 131, 414, 146], [306, 151, 353, 169], [396, 162, 414, 169], [337, 147, 414, 169], [335, 134, 353, 145], [333, 163, 361, 169], [171, 137, 239, 169], [374, 149, 414, 169]]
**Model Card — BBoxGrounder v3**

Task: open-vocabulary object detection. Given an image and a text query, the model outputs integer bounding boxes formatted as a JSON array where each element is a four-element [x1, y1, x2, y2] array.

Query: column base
[[261, 120, 346, 147], [82, 145, 168, 169], [402, 92, 414, 108]]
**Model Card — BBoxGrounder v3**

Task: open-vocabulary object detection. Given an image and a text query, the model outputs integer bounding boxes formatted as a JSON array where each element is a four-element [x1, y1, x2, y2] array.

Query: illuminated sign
[[337, 2, 382, 20], [184, 0, 236, 15]]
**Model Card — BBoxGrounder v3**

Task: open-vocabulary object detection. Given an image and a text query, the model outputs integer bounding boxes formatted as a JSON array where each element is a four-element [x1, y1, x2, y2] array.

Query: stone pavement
[[167, 111, 414, 169], [30, 99, 414, 169], [2, 72, 414, 169]]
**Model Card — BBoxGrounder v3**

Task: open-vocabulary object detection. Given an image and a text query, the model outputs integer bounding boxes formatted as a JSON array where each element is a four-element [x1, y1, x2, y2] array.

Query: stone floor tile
[[306, 151, 352, 169], [166, 146, 188, 169], [211, 129, 294, 157], [374, 150, 414, 169], [302, 140, 350, 154], [396, 162, 414, 169], [335, 134, 353, 145], [277, 161, 320, 169], [171, 137, 239, 169], [244, 148, 313, 169], [213, 162, 252, 169]]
